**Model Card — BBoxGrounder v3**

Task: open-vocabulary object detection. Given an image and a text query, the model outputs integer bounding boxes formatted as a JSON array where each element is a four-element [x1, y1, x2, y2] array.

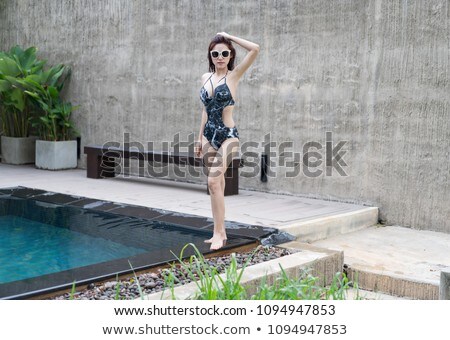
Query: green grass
[[161, 243, 252, 300]]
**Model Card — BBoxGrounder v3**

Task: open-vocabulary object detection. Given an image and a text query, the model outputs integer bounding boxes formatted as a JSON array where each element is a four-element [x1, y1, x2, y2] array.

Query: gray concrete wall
[[0, 0, 448, 233]]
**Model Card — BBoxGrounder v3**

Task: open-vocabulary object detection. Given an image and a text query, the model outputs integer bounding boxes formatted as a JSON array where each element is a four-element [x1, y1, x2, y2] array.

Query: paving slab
[[345, 288, 408, 300]]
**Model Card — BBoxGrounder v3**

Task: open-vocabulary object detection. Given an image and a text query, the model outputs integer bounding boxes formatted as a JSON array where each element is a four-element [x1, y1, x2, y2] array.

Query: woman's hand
[[216, 32, 231, 39], [195, 140, 202, 157]]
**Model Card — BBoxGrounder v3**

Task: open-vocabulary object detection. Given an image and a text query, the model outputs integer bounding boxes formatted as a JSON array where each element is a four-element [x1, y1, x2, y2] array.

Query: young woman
[[195, 32, 259, 250]]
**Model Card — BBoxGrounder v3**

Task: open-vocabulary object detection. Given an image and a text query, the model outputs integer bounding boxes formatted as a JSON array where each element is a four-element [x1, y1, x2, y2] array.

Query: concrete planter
[[1, 136, 37, 165], [35, 140, 77, 170]]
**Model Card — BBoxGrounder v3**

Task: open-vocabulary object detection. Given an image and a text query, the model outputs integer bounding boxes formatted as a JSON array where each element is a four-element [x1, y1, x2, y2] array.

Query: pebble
[[51, 245, 293, 300], [145, 281, 156, 289], [104, 281, 117, 290]]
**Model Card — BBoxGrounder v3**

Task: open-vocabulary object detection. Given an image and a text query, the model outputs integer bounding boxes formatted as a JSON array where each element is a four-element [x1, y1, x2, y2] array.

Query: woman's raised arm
[[217, 32, 260, 80]]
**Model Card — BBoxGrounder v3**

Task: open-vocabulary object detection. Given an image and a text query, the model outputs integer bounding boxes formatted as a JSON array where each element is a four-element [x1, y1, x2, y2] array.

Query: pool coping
[[0, 186, 287, 300]]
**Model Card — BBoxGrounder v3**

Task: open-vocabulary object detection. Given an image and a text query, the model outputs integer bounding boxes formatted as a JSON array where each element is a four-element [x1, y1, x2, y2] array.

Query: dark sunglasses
[[210, 50, 231, 58]]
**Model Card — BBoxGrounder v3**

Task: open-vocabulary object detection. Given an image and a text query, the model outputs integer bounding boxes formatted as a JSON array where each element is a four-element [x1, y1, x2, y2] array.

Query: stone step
[[312, 226, 450, 299], [344, 266, 439, 299], [345, 288, 409, 300], [277, 206, 379, 242]]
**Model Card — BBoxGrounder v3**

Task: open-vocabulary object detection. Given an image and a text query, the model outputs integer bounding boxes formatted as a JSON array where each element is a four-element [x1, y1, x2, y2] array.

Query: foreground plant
[[162, 243, 355, 300], [162, 243, 255, 300]]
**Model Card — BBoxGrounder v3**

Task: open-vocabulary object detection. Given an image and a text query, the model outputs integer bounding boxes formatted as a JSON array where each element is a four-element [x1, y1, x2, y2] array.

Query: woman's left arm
[[218, 32, 260, 80]]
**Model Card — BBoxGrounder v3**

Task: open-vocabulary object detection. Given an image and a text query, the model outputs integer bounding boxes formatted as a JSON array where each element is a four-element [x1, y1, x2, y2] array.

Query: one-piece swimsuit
[[200, 72, 239, 150]]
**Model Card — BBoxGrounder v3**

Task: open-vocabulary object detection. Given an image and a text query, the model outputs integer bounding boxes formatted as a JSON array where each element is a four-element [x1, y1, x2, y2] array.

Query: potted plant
[[0, 46, 45, 164], [34, 100, 79, 170], [20, 66, 79, 170]]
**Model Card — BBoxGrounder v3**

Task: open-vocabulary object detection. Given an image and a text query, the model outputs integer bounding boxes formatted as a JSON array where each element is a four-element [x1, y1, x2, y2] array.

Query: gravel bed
[[51, 246, 294, 300]]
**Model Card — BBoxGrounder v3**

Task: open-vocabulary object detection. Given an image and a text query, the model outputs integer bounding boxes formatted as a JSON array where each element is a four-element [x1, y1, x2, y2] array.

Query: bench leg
[[206, 165, 239, 196], [224, 166, 239, 196], [86, 154, 116, 179]]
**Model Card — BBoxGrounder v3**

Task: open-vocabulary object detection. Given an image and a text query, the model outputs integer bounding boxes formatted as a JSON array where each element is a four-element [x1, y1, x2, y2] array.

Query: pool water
[[0, 215, 147, 284]]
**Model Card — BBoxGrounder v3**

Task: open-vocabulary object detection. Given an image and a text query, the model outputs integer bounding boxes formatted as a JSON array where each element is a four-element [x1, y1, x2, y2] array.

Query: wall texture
[[0, 0, 448, 233]]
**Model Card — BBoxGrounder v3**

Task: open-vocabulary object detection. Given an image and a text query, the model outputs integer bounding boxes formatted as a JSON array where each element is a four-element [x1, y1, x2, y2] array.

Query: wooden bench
[[84, 145, 242, 196]]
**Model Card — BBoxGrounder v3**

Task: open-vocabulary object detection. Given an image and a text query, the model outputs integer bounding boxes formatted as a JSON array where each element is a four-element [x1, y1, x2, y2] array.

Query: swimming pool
[[0, 187, 276, 299]]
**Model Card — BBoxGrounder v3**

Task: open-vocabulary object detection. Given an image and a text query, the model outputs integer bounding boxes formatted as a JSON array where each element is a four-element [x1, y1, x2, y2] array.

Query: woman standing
[[195, 32, 259, 250]]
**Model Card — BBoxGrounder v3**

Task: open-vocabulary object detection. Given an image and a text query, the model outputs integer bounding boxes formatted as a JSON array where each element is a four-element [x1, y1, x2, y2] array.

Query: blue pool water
[[0, 215, 147, 284]]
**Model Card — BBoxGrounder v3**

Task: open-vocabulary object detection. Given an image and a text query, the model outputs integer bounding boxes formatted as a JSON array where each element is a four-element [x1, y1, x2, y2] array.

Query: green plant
[[128, 260, 144, 300], [0, 46, 45, 137], [214, 253, 247, 299], [163, 243, 255, 300], [0, 45, 77, 141], [113, 274, 127, 300], [252, 267, 319, 300], [252, 268, 352, 300], [323, 271, 351, 300], [164, 243, 222, 299], [69, 281, 77, 300], [28, 90, 79, 141], [161, 268, 178, 300], [17, 64, 78, 141]]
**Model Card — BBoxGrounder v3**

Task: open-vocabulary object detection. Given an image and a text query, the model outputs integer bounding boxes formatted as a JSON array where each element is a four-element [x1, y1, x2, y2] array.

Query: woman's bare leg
[[204, 138, 239, 250], [201, 136, 217, 243]]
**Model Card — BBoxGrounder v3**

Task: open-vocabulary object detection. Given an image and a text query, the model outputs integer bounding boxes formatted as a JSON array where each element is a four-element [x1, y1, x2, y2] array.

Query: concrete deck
[[0, 163, 377, 241]]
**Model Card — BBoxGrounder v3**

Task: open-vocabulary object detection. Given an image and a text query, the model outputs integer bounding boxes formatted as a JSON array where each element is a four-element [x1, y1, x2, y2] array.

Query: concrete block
[[346, 267, 439, 300], [278, 207, 379, 242], [1, 136, 37, 165], [35, 140, 77, 170]]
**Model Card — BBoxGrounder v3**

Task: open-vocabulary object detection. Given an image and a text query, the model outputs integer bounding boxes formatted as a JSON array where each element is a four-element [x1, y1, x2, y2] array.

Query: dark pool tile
[[204, 221, 277, 240], [82, 201, 123, 212], [32, 193, 81, 205], [155, 213, 213, 229], [11, 187, 47, 198], [67, 198, 103, 208], [0, 188, 15, 195], [108, 206, 165, 219]]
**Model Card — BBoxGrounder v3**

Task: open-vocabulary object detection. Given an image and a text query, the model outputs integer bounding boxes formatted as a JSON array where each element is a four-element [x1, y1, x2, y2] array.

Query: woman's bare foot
[[204, 233, 227, 250]]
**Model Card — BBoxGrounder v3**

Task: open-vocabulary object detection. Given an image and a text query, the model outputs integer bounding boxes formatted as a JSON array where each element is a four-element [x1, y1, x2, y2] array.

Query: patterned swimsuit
[[200, 72, 239, 150]]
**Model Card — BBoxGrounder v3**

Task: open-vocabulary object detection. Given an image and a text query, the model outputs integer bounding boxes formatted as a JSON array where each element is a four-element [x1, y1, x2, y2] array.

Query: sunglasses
[[210, 50, 231, 58]]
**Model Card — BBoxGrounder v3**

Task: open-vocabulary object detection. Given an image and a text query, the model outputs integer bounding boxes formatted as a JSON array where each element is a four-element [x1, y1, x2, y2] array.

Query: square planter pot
[[1, 136, 37, 165], [35, 140, 77, 170]]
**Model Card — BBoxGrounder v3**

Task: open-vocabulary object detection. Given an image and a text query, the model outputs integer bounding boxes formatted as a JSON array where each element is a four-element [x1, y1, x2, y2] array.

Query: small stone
[[145, 281, 156, 289], [104, 281, 117, 290], [149, 273, 159, 280]]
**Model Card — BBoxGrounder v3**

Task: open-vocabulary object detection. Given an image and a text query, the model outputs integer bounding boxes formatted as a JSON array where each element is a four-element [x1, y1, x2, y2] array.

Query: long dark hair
[[207, 35, 236, 72]]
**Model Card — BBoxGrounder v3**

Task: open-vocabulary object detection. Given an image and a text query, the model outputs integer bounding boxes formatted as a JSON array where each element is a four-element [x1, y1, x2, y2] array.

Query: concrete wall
[[0, 0, 448, 233]]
